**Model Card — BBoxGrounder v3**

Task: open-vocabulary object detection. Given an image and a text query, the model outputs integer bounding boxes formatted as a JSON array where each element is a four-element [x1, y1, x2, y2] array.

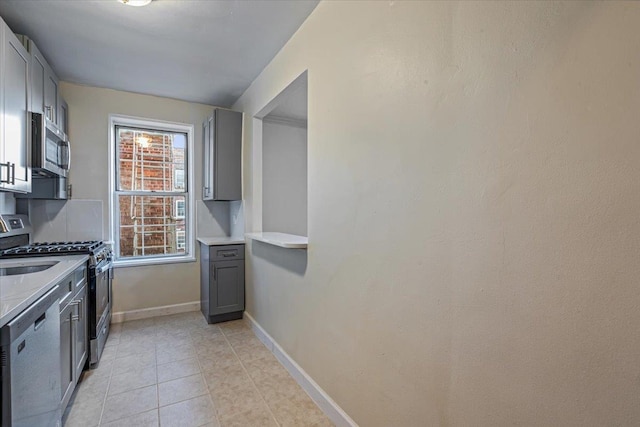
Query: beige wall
[[233, 1, 640, 426], [60, 82, 214, 312]]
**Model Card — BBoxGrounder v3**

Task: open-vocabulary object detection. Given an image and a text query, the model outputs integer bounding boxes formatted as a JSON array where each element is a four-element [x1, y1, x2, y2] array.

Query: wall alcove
[[247, 71, 308, 251]]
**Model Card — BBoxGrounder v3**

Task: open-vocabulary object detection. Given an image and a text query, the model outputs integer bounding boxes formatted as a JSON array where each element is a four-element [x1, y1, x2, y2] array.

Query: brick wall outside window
[[117, 130, 186, 257]]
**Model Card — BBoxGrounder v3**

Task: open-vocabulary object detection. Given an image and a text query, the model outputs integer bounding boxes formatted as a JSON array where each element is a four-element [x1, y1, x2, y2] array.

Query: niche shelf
[[245, 232, 307, 249]]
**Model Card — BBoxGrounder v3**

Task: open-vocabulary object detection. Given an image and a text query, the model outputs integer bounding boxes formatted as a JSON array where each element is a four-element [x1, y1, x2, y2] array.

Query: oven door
[[44, 125, 69, 178], [94, 262, 111, 327]]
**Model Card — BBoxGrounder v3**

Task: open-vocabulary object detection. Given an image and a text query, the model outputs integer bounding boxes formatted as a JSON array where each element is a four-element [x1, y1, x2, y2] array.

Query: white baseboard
[[244, 313, 358, 427], [111, 301, 200, 323]]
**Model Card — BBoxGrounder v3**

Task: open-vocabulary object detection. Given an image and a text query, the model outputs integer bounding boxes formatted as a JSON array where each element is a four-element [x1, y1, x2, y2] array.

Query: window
[[109, 115, 194, 266], [174, 169, 184, 191], [176, 230, 186, 250], [175, 199, 185, 219]]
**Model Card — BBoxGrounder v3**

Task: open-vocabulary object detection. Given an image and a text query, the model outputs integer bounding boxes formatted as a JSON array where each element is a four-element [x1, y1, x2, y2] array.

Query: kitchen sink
[[0, 261, 59, 276]]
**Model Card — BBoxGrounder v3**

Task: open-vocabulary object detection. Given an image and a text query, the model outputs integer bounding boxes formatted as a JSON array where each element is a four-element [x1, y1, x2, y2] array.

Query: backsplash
[[7, 195, 240, 243], [28, 199, 103, 242], [196, 200, 230, 237], [196, 200, 245, 239], [0, 193, 16, 214], [230, 200, 244, 239]]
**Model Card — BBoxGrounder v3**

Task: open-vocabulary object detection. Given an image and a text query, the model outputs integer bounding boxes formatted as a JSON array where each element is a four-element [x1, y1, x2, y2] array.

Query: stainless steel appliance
[[15, 175, 68, 200], [0, 215, 113, 367], [30, 112, 70, 178], [0, 286, 62, 427]]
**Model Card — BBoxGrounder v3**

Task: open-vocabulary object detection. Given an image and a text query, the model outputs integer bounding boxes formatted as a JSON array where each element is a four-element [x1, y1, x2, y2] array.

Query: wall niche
[[248, 71, 308, 250]]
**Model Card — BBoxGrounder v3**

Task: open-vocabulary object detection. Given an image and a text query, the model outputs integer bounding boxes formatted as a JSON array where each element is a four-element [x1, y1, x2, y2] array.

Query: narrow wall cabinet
[[58, 97, 69, 134], [18, 36, 62, 127], [200, 242, 245, 323], [0, 18, 31, 193], [202, 109, 243, 201]]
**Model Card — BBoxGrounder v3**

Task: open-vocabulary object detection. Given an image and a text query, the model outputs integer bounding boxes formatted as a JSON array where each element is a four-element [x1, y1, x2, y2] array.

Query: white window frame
[[109, 114, 195, 267]]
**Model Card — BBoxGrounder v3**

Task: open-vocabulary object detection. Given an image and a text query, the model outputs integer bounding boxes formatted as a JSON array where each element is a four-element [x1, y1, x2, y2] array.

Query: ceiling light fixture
[[118, 0, 152, 6]]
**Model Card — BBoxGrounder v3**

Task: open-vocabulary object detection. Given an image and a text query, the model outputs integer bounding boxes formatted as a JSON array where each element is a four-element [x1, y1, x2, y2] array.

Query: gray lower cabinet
[[202, 109, 243, 201], [200, 242, 245, 323], [59, 264, 88, 411]]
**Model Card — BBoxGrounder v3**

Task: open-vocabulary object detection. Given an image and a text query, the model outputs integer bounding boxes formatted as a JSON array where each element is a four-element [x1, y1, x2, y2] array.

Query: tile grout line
[[154, 321, 160, 427], [100, 322, 159, 425], [192, 326, 223, 427], [74, 315, 311, 427], [236, 323, 332, 426], [220, 324, 282, 427], [97, 332, 120, 426]]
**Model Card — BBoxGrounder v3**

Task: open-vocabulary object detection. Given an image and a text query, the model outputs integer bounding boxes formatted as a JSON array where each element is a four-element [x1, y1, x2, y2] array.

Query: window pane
[[117, 128, 187, 192], [118, 195, 186, 258], [173, 169, 185, 190]]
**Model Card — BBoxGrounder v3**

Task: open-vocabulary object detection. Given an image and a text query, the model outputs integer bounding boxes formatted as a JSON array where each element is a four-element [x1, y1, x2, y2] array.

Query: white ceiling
[[0, 0, 318, 107]]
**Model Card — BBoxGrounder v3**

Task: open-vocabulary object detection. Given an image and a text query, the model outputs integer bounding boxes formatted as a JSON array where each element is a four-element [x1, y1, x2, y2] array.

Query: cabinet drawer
[[59, 264, 87, 308], [74, 265, 87, 286], [58, 274, 75, 308], [210, 244, 245, 261]]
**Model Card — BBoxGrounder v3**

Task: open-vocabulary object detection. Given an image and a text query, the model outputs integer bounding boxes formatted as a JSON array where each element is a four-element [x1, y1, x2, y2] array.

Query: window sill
[[113, 255, 196, 268]]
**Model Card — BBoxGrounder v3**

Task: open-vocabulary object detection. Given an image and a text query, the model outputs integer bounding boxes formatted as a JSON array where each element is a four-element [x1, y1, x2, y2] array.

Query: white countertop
[[0, 255, 89, 328], [245, 232, 308, 249], [197, 236, 245, 246]]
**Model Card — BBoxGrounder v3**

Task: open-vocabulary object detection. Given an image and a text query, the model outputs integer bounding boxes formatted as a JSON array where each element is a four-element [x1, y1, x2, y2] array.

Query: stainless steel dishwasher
[[1, 286, 62, 427]]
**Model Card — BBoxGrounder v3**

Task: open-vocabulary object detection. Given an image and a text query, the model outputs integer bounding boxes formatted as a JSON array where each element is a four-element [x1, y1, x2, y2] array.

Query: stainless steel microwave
[[31, 112, 70, 177]]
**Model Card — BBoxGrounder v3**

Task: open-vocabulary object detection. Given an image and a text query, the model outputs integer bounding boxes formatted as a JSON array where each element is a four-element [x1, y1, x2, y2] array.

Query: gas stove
[[0, 214, 112, 269], [0, 240, 112, 268]]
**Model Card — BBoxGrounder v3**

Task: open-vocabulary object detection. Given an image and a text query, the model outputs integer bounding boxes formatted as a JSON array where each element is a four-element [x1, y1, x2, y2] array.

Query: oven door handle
[[95, 263, 112, 275]]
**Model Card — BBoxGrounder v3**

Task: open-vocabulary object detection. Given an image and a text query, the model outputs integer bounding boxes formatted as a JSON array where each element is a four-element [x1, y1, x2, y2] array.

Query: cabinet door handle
[[220, 251, 236, 257], [0, 162, 10, 184], [71, 315, 80, 322], [72, 299, 82, 316], [0, 162, 14, 185], [45, 105, 53, 121]]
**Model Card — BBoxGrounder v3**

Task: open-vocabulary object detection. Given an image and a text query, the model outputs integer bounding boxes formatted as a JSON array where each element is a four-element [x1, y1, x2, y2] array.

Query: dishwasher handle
[[34, 312, 47, 331]]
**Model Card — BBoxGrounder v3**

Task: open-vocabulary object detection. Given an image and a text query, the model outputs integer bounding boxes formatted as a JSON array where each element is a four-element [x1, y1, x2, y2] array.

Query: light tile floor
[[63, 313, 334, 427]]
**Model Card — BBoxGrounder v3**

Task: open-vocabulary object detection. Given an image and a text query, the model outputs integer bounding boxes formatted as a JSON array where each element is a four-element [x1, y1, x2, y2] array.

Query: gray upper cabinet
[[0, 18, 31, 193], [21, 36, 60, 125], [58, 97, 68, 134], [44, 65, 59, 124], [29, 41, 46, 115], [202, 109, 242, 201]]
